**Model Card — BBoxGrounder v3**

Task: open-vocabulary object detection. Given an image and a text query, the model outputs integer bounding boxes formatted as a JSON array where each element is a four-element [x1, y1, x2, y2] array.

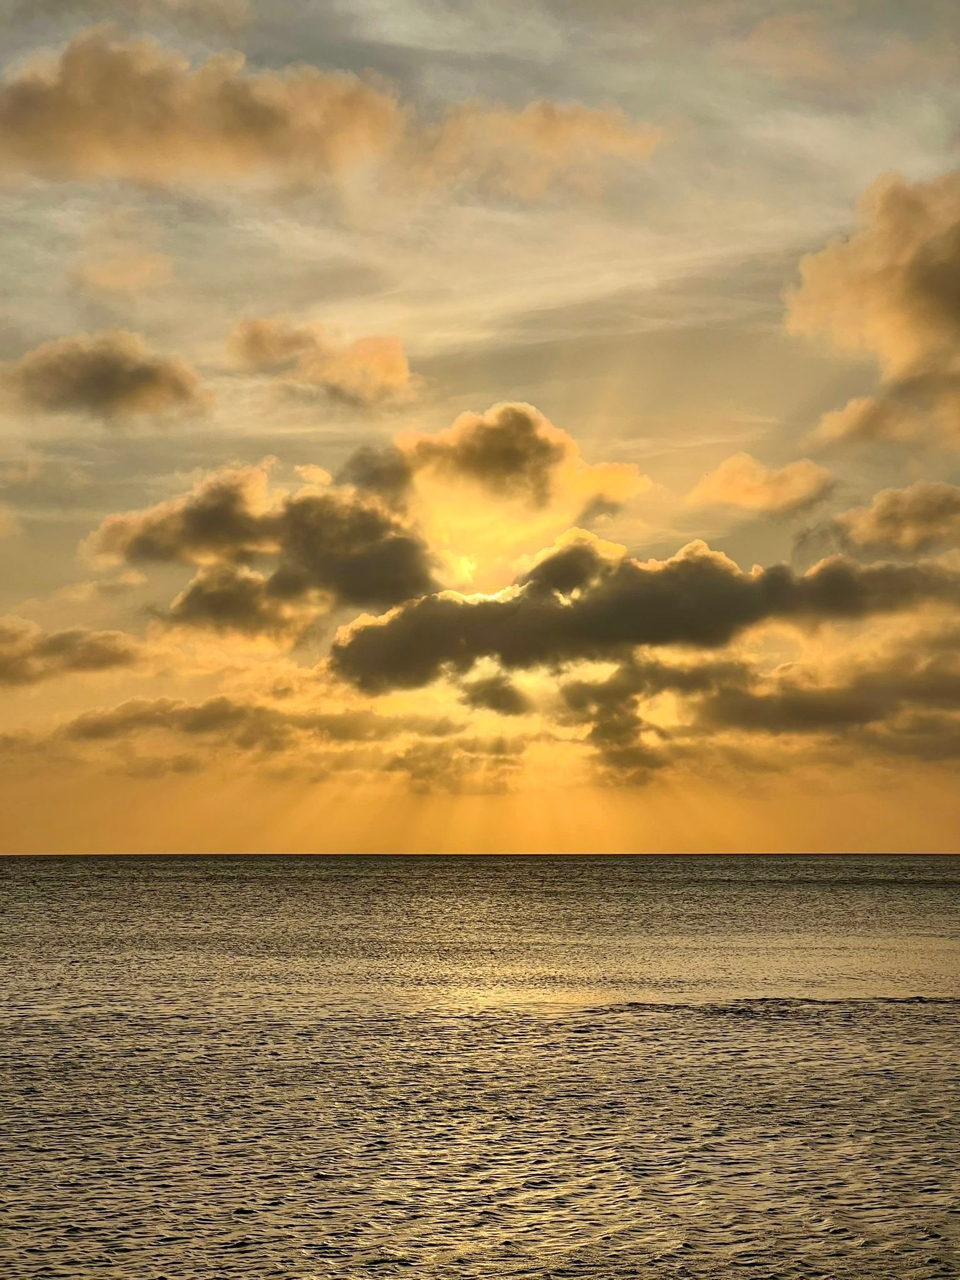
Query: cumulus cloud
[[335, 444, 414, 507], [89, 460, 438, 637], [5, 330, 206, 421], [330, 531, 960, 693], [802, 482, 960, 556], [809, 374, 960, 449], [686, 452, 834, 516], [229, 316, 415, 406], [558, 654, 748, 782], [404, 403, 574, 506], [699, 637, 960, 744], [788, 170, 960, 448], [0, 27, 658, 198], [165, 565, 311, 638], [344, 402, 647, 516], [0, 615, 141, 685]]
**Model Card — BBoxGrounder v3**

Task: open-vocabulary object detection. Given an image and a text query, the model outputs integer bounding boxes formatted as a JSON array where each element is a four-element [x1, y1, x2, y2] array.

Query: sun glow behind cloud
[[2, 0, 960, 851]]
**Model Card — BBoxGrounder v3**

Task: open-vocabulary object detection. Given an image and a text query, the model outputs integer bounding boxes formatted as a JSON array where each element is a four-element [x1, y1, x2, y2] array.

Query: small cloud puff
[[229, 316, 416, 407], [686, 452, 833, 516], [5, 329, 206, 421]]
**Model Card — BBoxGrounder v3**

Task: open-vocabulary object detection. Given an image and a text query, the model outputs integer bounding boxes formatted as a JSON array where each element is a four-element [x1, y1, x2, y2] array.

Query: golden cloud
[[0, 27, 658, 199], [686, 452, 834, 515], [229, 316, 416, 406]]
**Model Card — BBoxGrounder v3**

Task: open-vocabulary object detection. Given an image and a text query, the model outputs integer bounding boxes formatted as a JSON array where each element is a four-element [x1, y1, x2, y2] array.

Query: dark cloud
[[273, 490, 434, 608], [338, 402, 644, 511], [698, 637, 960, 740], [6, 330, 206, 421], [0, 616, 141, 685], [92, 464, 276, 565], [331, 534, 960, 692], [410, 403, 569, 506], [461, 673, 532, 715], [165, 565, 308, 638], [700, 685, 891, 733], [559, 654, 748, 780], [63, 694, 457, 752], [90, 462, 438, 634], [858, 711, 960, 763], [335, 444, 414, 507], [800, 482, 960, 556]]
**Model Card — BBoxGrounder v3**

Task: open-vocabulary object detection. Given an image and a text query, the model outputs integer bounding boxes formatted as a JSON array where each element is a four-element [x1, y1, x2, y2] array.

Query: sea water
[[2, 855, 958, 1278]]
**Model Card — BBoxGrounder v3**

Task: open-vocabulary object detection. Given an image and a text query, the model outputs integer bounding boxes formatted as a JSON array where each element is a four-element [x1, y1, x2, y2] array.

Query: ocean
[[2, 855, 958, 1278]]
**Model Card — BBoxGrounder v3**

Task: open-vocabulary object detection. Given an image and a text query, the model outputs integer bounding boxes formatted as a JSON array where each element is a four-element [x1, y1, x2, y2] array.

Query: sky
[[2, 0, 960, 853]]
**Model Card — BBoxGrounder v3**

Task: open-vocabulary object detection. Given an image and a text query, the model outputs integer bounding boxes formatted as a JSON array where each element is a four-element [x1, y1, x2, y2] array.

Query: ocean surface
[[2, 854, 959, 1279]]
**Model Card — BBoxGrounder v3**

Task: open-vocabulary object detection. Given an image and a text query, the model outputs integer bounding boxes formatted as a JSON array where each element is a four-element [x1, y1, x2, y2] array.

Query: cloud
[[335, 444, 414, 507], [344, 402, 647, 515], [61, 694, 418, 751], [6, 329, 207, 421], [0, 615, 141, 685], [787, 168, 960, 378], [330, 531, 960, 693], [0, 28, 404, 187], [17, 0, 250, 30], [0, 27, 658, 199], [229, 316, 415, 406], [415, 99, 660, 201], [461, 673, 532, 716], [404, 403, 573, 506], [809, 373, 960, 449], [91, 462, 276, 565], [803, 482, 960, 556], [698, 634, 960, 745], [73, 251, 172, 298], [701, 684, 891, 734], [386, 734, 527, 794], [0, 455, 91, 508], [0, 689, 464, 784], [686, 452, 834, 516], [731, 14, 955, 92], [788, 170, 960, 449], [165, 565, 311, 638], [89, 460, 438, 636], [558, 655, 746, 782]]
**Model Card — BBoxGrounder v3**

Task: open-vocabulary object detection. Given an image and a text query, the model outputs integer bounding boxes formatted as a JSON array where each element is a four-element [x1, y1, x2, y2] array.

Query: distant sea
[[3, 855, 958, 1278]]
